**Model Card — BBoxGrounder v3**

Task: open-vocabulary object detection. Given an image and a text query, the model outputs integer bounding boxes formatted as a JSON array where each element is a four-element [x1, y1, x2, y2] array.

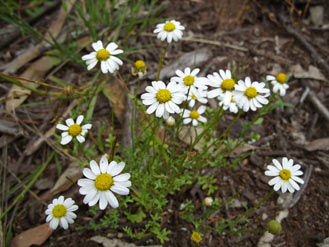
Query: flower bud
[[191, 231, 202, 243], [166, 116, 175, 126], [203, 197, 213, 206], [267, 220, 282, 235]]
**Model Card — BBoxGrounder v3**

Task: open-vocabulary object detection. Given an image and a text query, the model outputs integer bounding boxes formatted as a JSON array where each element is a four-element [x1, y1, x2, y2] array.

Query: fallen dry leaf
[[103, 79, 128, 123], [291, 64, 326, 81], [179, 126, 204, 151], [304, 138, 329, 151], [147, 48, 212, 80], [41, 161, 82, 200], [11, 223, 53, 247]]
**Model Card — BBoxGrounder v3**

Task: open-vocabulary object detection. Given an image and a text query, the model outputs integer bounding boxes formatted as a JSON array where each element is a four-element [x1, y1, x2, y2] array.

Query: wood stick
[[278, 13, 329, 75]]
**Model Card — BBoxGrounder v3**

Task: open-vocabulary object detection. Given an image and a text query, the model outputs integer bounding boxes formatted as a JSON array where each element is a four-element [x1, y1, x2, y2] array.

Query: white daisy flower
[[153, 20, 184, 43], [82, 40, 123, 74], [207, 69, 237, 106], [56, 115, 92, 145], [183, 105, 207, 126], [234, 77, 270, 112], [77, 156, 131, 210], [186, 87, 208, 108], [265, 157, 304, 193], [266, 73, 289, 96], [218, 95, 238, 114], [45, 196, 78, 230], [141, 81, 185, 119], [170, 67, 208, 94]]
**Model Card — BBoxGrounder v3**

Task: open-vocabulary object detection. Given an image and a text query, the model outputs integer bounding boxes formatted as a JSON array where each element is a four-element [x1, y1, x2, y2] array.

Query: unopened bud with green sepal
[[267, 220, 282, 235]]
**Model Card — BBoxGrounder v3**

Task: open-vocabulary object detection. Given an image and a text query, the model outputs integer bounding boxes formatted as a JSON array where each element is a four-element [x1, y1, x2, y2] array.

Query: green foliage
[[0, 0, 291, 245]]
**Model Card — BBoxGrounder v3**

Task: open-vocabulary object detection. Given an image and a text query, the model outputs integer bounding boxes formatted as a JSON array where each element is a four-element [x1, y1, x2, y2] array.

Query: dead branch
[[289, 164, 312, 208], [277, 13, 329, 75], [301, 80, 329, 122]]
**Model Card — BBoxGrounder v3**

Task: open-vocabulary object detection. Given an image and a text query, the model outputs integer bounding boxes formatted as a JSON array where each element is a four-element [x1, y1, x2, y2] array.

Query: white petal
[[90, 160, 100, 175], [60, 217, 68, 229], [88, 192, 100, 206], [106, 42, 118, 52], [115, 181, 131, 187], [92, 40, 103, 51], [289, 179, 301, 191], [197, 105, 206, 115], [83, 188, 97, 204], [156, 104, 164, 117], [146, 102, 159, 114], [65, 118, 74, 126], [113, 173, 130, 182], [56, 124, 69, 131], [281, 182, 287, 193], [76, 115, 84, 125], [105, 191, 119, 208], [78, 178, 94, 187], [106, 161, 117, 174], [76, 135, 85, 143], [82, 124, 92, 130], [87, 60, 98, 70], [291, 176, 304, 184], [183, 118, 192, 124], [208, 89, 221, 98], [82, 168, 96, 179], [58, 196, 64, 204], [273, 180, 282, 191], [61, 135, 72, 145], [46, 214, 53, 222], [101, 61, 108, 73], [82, 52, 96, 60], [111, 184, 130, 195], [272, 159, 282, 170], [100, 156, 108, 173], [99, 193, 108, 210], [110, 162, 125, 176], [268, 176, 281, 186], [50, 218, 59, 230], [63, 198, 74, 208], [67, 205, 78, 212]]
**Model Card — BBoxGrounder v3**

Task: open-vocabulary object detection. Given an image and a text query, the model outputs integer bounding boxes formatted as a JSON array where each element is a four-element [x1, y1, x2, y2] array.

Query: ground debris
[[90, 235, 161, 247]]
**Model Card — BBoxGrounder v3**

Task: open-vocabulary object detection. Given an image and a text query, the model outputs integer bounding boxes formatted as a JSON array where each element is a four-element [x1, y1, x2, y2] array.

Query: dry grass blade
[[5, 0, 77, 112], [2, 0, 76, 75]]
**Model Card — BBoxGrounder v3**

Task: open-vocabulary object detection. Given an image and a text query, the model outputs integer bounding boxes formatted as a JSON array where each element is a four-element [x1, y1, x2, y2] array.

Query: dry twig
[[278, 13, 329, 75]]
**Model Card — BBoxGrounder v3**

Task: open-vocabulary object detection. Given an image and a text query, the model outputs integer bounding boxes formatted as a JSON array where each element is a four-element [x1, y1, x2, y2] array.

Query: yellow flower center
[[244, 87, 258, 99], [52, 204, 67, 218], [164, 22, 175, 32], [135, 60, 145, 69], [276, 73, 287, 84], [190, 110, 199, 119], [68, 124, 82, 137], [95, 173, 113, 191], [221, 79, 235, 91], [279, 169, 291, 182], [191, 232, 202, 243], [96, 48, 110, 61], [156, 89, 172, 103], [191, 94, 196, 99], [183, 75, 195, 86]]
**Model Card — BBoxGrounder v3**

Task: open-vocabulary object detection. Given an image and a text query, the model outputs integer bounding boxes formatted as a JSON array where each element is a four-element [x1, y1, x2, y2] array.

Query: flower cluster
[[140, 66, 277, 125], [46, 20, 296, 235]]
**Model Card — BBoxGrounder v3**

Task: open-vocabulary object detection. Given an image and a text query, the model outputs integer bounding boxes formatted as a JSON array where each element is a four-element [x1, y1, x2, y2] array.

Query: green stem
[[156, 43, 168, 81]]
